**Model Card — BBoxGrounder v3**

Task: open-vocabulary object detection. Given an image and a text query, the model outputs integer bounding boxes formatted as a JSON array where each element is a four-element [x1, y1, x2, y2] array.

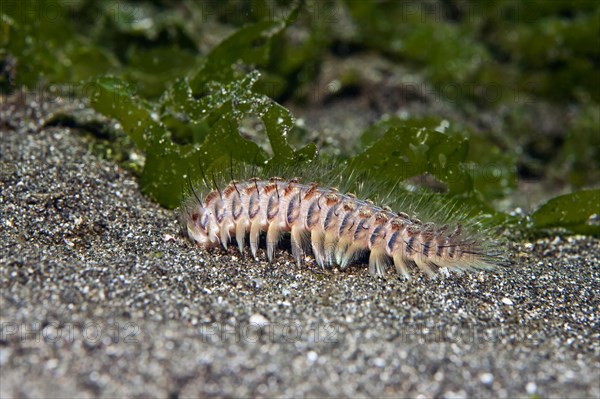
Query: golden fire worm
[[179, 168, 506, 277]]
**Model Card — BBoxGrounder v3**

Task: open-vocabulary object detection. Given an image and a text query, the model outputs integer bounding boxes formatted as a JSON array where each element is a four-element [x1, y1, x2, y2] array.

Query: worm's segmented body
[[180, 178, 497, 277]]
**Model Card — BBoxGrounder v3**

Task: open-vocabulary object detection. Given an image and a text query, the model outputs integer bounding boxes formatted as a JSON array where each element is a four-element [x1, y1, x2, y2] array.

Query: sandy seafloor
[[1, 95, 599, 398]]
